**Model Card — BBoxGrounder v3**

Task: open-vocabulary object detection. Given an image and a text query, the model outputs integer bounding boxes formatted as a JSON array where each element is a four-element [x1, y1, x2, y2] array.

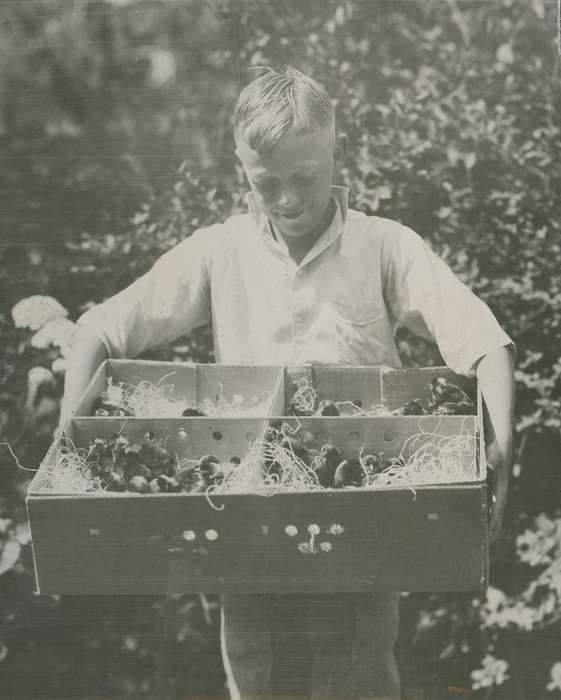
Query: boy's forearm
[[60, 325, 108, 427], [475, 345, 516, 463]]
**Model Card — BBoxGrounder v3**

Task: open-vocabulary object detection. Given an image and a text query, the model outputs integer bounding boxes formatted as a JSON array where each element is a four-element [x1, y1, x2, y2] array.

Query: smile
[[276, 204, 309, 219]]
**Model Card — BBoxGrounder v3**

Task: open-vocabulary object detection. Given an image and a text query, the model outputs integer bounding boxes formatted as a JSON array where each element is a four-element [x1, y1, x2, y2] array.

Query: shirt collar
[[245, 185, 350, 257]]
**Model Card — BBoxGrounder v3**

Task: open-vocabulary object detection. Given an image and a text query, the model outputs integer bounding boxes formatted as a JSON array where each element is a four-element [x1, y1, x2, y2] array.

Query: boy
[[62, 68, 515, 699]]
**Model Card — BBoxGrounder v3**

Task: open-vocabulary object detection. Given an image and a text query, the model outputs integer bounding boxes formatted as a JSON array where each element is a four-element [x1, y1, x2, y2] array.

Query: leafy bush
[[1, 0, 560, 698]]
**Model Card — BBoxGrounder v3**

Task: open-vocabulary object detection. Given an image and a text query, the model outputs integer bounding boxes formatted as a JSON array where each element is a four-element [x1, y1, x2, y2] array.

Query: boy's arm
[[382, 224, 515, 540], [59, 226, 216, 427], [475, 345, 515, 541], [59, 326, 108, 429]]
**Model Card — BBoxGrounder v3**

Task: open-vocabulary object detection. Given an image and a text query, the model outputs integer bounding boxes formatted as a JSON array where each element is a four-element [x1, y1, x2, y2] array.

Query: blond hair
[[233, 67, 334, 152]]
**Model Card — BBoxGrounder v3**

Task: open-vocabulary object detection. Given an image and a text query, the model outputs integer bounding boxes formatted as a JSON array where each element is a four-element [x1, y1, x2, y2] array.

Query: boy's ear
[[334, 132, 349, 163]]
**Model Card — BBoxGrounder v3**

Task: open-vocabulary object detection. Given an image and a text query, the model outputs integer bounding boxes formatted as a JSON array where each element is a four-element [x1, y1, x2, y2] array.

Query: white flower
[[51, 358, 68, 374], [11, 296, 67, 331], [30, 317, 76, 354], [471, 655, 509, 690], [547, 662, 561, 692], [486, 586, 507, 612]]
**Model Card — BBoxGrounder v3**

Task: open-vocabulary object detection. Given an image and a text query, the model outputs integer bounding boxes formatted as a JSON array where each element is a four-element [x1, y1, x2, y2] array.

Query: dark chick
[[394, 399, 427, 416], [334, 458, 366, 488], [314, 443, 341, 488], [109, 433, 130, 465], [381, 457, 406, 472], [106, 466, 126, 492], [429, 378, 474, 411], [288, 401, 315, 417], [196, 455, 222, 487], [139, 442, 174, 477], [280, 435, 312, 466], [362, 453, 383, 481], [92, 397, 131, 417], [154, 474, 180, 493], [86, 437, 110, 462], [175, 465, 199, 492], [316, 400, 340, 416], [431, 400, 475, 415], [181, 407, 206, 417]]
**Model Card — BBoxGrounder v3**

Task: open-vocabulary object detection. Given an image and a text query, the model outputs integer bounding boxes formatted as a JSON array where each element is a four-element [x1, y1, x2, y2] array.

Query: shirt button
[[296, 269, 303, 277]]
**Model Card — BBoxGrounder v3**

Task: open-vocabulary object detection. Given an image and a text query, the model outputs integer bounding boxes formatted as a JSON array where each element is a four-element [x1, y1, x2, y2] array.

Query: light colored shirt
[[78, 186, 513, 376]]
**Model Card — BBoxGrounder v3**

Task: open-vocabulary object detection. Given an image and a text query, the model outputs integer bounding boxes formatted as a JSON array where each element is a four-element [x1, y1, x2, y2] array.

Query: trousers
[[220, 593, 401, 700]]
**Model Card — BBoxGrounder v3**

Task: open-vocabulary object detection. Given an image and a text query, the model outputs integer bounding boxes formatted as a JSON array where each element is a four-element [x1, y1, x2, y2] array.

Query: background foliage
[[1, 0, 560, 698]]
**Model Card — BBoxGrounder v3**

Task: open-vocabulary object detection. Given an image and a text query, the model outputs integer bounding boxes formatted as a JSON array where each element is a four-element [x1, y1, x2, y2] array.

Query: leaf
[[0, 540, 21, 576]]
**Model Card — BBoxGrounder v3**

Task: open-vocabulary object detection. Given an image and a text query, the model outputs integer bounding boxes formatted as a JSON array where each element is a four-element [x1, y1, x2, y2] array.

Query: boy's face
[[236, 126, 341, 239]]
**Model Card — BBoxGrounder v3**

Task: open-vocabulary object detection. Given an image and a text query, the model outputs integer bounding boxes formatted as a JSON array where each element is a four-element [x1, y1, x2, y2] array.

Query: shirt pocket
[[326, 299, 389, 364], [328, 299, 385, 327]]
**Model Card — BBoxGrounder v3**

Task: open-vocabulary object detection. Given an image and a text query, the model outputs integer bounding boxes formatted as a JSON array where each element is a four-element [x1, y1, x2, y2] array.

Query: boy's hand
[[486, 435, 509, 543]]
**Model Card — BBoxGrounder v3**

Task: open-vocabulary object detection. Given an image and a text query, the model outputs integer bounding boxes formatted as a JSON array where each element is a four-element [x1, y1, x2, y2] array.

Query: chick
[[148, 478, 161, 493], [429, 378, 474, 412], [288, 401, 315, 417], [86, 437, 110, 462], [431, 400, 475, 416], [280, 435, 313, 465], [106, 467, 126, 492], [195, 455, 222, 488], [90, 455, 114, 481], [109, 433, 130, 465], [139, 442, 174, 477], [175, 465, 199, 492], [128, 475, 149, 493], [316, 400, 340, 416], [92, 397, 131, 417], [333, 458, 366, 488], [313, 443, 341, 488], [381, 457, 406, 472], [263, 424, 282, 444], [361, 453, 383, 482], [394, 399, 427, 416], [155, 474, 180, 493], [181, 407, 206, 417]]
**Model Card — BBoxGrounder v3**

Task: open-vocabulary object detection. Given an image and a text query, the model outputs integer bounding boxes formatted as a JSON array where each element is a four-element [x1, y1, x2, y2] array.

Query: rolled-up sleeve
[[382, 224, 514, 377], [77, 227, 213, 358]]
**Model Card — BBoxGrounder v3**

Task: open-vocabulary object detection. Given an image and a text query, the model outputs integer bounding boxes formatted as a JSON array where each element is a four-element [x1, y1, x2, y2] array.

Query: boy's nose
[[277, 190, 299, 208]]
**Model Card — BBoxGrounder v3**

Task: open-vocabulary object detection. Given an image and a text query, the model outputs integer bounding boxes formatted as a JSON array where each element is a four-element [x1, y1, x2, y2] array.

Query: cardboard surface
[[28, 486, 488, 594], [27, 363, 488, 594], [73, 359, 282, 418]]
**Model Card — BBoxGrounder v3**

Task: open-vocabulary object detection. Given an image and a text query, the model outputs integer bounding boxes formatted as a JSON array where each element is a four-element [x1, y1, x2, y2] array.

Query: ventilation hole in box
[[348, 431, 360, 444], [178, 429, 189, 441], [212, 430, 223, 441], [230, 456, 241, 465], [245, 431, 257, 443], [384, 430, 395, 442]]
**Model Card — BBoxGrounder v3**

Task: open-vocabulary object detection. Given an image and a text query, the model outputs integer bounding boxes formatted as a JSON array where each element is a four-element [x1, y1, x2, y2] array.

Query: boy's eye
[[293, 173, 316, 185]]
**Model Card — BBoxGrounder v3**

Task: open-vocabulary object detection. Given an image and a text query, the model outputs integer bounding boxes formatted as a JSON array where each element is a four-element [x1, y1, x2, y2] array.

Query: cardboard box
[[73, 359, 285, 418], [27, 363, 488, 594]]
